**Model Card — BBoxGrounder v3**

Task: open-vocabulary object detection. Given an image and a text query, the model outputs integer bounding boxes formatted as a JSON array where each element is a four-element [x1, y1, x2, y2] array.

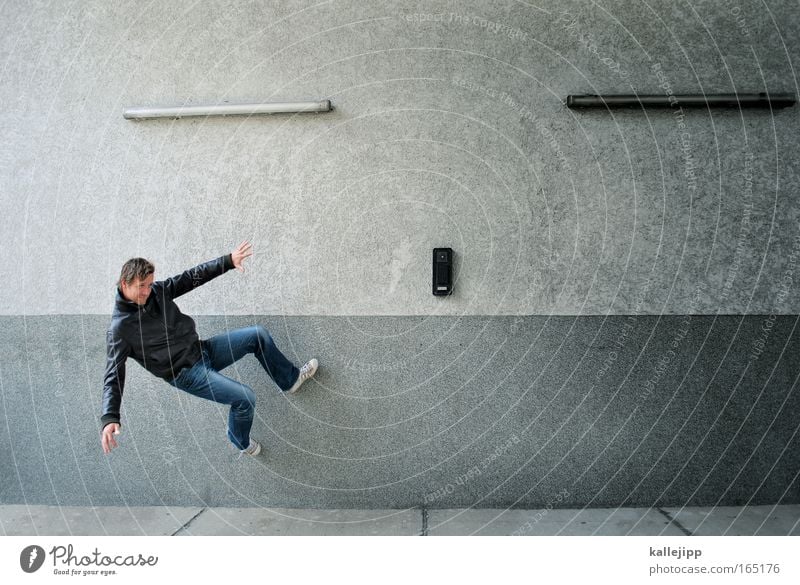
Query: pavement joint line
[[656, 507, 693, 536], [170, 507, 207, 536], [421, 506, 428, 536]]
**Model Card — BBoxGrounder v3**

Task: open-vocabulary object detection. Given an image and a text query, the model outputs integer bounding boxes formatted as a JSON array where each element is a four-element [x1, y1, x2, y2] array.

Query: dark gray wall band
[[1, 315, 798, 508]]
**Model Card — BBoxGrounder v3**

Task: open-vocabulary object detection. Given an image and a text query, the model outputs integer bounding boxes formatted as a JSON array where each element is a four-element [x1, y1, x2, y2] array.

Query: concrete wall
[[1, 0, 799, 508], [2, 315, 799, 508]]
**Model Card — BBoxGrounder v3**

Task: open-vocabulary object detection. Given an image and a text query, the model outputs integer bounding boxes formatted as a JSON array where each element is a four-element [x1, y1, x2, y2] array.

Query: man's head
[[118, 258, 155, 305]]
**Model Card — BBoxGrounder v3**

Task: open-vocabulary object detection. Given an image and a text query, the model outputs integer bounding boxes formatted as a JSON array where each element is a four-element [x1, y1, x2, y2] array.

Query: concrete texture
[[664, 505, 800, 536], [1, 0, 799, 316], [0, 505, 202, 536], [1, 314, 798, 508], [175, 507, 420, 536], [2, 505, 797, 536], [427, 507, 686, 536], [1, 1, 800, 511]]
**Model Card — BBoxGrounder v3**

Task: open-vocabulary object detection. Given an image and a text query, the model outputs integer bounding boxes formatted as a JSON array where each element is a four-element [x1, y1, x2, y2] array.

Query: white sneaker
[[241, 438, 261, 456], [287, 358, 318, 394]]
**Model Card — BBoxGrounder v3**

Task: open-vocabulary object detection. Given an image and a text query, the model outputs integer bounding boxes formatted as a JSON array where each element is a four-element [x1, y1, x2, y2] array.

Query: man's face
[[121, 274, 154, 305]]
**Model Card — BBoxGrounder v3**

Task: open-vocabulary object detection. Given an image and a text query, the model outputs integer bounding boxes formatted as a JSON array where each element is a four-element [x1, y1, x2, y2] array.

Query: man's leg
[[167, 360, 256, 451], [203, 325, 300, 392]]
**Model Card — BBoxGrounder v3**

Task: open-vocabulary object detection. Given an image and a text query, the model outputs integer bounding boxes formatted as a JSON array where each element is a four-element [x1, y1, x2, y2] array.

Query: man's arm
[[159, 254, 235, 300], [101, 329, 130, 430], [159, 241, 253, 299]]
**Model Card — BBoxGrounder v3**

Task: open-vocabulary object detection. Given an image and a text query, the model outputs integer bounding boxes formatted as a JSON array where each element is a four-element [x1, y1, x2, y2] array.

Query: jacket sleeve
[[159, 254, 235, 300], [101, 329, 131, 429]]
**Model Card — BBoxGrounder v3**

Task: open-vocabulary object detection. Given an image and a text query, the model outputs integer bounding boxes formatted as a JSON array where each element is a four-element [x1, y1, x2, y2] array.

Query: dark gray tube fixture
[[566, 93, 796, 109]]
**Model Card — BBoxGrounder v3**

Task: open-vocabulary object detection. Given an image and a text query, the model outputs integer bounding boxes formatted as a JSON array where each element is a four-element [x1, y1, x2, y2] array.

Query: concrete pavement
[[1, 505, 798, 536]]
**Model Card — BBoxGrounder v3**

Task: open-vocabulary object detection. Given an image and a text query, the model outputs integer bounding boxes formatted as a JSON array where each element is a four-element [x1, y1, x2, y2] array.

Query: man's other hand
[[101, 423, 121, 454], [232, 240, 253, 273]]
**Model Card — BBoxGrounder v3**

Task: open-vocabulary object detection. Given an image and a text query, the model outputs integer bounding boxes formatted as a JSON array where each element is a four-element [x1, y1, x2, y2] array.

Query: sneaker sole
[[243, 442, 261, 456]]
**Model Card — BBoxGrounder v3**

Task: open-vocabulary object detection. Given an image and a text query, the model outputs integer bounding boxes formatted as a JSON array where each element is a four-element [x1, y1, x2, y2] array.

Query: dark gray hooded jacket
[[101, 254, 234, 429]]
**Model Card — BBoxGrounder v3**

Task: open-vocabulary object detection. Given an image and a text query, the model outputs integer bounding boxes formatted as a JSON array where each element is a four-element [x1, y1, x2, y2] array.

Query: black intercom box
[[432, 248, 453, 296]]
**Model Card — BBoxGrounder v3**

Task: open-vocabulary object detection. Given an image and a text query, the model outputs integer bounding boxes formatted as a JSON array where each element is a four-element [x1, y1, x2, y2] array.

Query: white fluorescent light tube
[[123, 100, 332, 119]]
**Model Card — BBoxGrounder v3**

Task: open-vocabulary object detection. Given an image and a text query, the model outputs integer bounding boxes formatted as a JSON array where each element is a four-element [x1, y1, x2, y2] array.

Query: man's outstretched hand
[[231, 240, 253, 273], [101, 423, 120, 454]]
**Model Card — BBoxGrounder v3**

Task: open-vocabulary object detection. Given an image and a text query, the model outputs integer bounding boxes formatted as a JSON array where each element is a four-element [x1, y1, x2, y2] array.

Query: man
[[101, 240, 318, 456]]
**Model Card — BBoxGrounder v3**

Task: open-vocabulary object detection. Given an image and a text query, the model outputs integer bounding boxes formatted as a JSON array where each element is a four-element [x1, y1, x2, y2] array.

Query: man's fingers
[[233, 241, 254, 272], [103, 436, 117, 452], [101, 425, 120, 454]]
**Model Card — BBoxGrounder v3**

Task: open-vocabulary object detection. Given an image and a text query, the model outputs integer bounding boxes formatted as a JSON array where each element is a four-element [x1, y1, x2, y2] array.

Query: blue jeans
[[166, 325, 300, 450]]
